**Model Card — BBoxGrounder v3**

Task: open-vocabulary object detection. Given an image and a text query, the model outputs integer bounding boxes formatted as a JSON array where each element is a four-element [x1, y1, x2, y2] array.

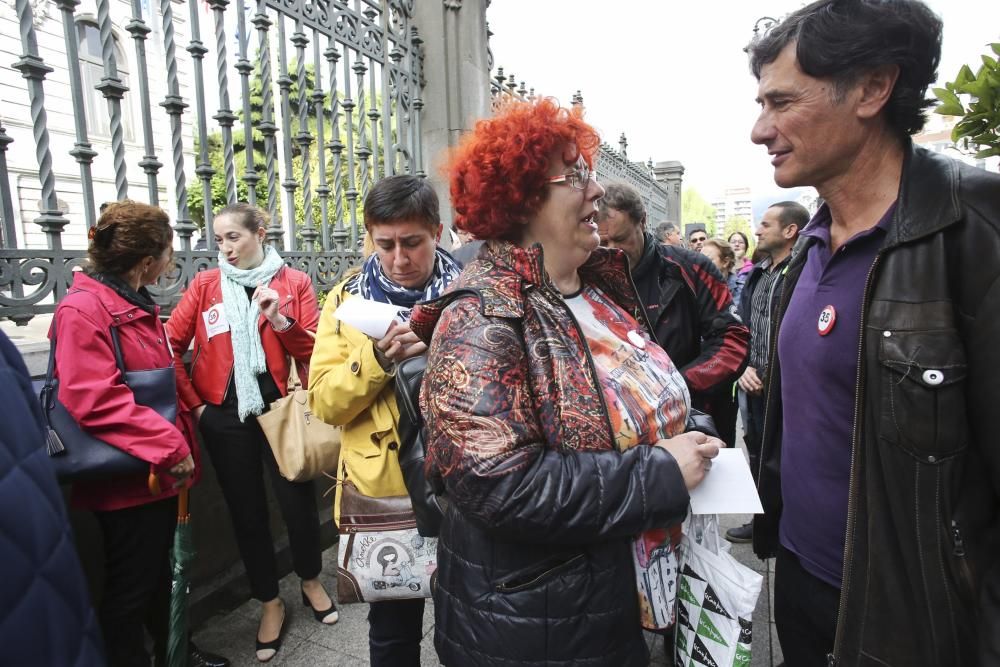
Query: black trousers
[[199, 402, 322, 601], [95, 496, 177, 667], [774, 546, 841, 667], [740, 390, 766, 480], [368, 598, 425, 667]]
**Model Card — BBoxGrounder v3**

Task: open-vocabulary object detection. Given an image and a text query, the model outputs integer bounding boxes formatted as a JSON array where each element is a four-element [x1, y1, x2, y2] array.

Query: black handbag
[[33, 318, 178, 483], [394, 355, 446, 537]]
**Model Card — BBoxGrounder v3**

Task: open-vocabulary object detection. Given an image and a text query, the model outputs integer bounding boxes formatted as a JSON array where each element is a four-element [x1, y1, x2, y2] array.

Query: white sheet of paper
[[332, 297, 406, 339], [688, 448, 764, 515]]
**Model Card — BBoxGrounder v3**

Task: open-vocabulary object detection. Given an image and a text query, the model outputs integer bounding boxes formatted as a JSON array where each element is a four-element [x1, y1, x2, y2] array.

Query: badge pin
[[817, 305, 836, 336], [626, 330, 646, 349]]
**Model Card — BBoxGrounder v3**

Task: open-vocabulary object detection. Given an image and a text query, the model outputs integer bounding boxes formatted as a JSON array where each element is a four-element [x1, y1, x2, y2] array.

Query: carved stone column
[[653, 160, 685, 225], [411, 0, 491, 236]]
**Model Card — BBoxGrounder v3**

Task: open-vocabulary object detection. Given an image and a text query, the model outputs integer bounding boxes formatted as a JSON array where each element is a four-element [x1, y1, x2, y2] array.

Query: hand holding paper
[[688, 448, 764, 515], [332, 296, 406, 338]]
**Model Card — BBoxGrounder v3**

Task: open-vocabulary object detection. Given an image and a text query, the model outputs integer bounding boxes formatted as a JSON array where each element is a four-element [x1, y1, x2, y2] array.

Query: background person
[[687, 228, 707, 252], [55, 201, 200, 667], [726, 202, 805, 545], [654, 221, 682, 246], [167, 203, 333, 663], [308, 175, 461, 667], [748, 1, 1000, 664], [411, 98, 721, 667], [728, 231, 753, 274], [598, 183, 749, 451]]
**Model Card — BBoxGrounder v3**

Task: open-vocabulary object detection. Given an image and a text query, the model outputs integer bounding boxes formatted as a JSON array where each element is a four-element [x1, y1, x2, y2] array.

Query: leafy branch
[[933, 42, 1000, 159]]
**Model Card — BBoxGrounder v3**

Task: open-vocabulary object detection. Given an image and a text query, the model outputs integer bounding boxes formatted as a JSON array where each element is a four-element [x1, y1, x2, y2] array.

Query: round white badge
[[627, 330, 646, 349]]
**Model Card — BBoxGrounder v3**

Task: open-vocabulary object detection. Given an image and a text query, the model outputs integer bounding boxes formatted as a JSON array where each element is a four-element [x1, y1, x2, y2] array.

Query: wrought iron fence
[[0, 0, 424, 324], [489, 68, 673, 226]]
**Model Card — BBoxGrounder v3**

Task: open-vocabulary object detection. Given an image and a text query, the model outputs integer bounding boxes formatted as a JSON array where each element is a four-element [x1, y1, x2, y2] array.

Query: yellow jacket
[[308, 279, 405, 523]]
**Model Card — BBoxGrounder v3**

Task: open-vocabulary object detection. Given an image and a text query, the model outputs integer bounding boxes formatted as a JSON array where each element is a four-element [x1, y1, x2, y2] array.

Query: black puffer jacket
[[753, 145, 1000, 666], [413, 243, 691, 667], [0, 331, 106, 666]]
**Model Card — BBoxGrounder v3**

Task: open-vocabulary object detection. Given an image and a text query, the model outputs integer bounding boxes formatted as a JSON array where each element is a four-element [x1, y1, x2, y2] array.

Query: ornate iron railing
[[489, 68, 675, 226], [0, 0, 424, 324]]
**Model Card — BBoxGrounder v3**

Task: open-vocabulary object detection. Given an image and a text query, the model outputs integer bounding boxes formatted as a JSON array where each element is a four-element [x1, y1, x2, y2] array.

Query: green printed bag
[[674, 516, 762, 667]]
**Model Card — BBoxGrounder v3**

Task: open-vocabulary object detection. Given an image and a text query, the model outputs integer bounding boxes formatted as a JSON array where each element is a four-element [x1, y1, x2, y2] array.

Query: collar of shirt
[[800, 202, 897, 249]]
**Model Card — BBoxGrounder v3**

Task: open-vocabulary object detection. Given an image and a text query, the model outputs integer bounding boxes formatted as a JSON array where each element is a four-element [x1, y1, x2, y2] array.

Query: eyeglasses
[[690, 235, 707, 243], [547, 162, 595, 190]]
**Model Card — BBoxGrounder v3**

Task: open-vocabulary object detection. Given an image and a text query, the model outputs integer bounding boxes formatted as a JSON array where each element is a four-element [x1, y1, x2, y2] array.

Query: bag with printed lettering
[[674, 515, 762, 667]]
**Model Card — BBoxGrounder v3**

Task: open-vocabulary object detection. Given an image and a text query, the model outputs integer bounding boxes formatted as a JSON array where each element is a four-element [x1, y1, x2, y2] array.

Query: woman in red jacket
[[55, 201, 196, 666], [167, 203, 335, 662]]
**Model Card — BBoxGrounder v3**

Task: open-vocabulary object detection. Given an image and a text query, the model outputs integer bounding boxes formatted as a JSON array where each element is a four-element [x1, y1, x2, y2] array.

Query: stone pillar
[[412, 0, 491, 242], [653, 160, 684, 225]]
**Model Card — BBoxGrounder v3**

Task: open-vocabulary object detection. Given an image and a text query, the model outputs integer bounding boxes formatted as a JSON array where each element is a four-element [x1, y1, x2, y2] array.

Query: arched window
[[77, 20, 135, 142]]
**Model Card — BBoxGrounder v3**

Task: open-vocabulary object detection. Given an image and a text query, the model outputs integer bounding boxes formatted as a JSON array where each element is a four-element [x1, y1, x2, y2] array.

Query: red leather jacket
[[54, 272, 196, 511], [166, 266, 319, 409]]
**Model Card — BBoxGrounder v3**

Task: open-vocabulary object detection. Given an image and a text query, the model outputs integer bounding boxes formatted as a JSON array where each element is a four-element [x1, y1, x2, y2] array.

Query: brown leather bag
[[336, 481, 437, 604], [256, 358, 341, 482]]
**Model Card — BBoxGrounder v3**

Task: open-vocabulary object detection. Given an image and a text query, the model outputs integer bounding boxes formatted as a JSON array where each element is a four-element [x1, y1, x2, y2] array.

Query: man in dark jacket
[[725, 201, 806, 544], [598, 182, 749, 446], [748, 2, 1000, 665], [0, 329, 106, 666]]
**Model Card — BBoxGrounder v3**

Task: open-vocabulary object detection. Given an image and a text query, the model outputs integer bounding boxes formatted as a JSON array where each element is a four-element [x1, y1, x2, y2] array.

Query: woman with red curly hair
[[410, 98, 722, 666]]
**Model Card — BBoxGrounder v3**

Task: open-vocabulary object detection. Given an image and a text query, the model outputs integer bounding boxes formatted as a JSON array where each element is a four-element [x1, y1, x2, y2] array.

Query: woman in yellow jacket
[[308, 175, 460, 667]]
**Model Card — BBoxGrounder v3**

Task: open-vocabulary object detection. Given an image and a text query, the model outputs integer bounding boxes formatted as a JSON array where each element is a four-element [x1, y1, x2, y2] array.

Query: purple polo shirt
[[777, 203, 894, 589]]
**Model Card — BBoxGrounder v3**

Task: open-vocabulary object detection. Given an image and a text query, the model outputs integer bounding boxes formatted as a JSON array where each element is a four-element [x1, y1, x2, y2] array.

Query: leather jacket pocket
[[494, 553, 586, 594], [878, 329, 967, 459]]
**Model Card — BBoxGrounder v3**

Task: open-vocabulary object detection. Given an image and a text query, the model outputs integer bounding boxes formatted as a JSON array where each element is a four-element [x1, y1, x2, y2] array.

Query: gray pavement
[[191, 450, 782, 666]]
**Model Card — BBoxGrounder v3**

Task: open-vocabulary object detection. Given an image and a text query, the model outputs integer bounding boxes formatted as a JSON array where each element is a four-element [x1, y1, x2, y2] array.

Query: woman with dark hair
[[167, 203, 334, 662], [409, 98, 721, 666], [308, 174, 461, 667], [54, 201, 195, 666], [728, 231, 753, 309]]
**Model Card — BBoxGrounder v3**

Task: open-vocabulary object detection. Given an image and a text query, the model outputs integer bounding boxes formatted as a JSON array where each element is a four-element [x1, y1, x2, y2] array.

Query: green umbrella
[[165, 488, 193, 667]]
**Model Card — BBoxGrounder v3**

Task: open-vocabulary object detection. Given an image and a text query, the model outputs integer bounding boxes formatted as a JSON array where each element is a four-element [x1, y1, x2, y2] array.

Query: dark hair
[[364, 175, 440, 230], [216, 202, 270, 233], [748, 0, 942, 138], [88, 200, 173, 276], [654, 222, 678, 241], [688, 227, 707, 240], [728, 230, 750, 249], [598, 182, 646, 227], [769, 201, 810, 230]]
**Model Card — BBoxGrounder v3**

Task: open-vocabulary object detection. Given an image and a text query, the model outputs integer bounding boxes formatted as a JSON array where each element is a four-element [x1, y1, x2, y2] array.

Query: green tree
[[933, 41, 1000, 158], [188, 58, 390, 241], [681, 188, 718, 236]]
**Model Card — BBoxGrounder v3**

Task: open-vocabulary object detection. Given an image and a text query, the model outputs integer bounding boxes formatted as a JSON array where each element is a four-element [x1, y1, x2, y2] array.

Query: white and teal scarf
[[218, 245, 285, 421]]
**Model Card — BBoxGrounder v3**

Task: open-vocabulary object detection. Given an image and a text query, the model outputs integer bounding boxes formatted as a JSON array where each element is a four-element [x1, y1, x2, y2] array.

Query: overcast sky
[[487, 0, 1000, 204]]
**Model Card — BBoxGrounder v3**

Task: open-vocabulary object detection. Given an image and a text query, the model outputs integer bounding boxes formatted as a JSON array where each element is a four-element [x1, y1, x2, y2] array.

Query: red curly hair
[[447, 98, 601, 240]]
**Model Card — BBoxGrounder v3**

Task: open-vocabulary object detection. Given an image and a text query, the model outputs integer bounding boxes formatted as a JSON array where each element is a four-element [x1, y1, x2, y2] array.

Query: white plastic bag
[[675, 515, 762, 666]]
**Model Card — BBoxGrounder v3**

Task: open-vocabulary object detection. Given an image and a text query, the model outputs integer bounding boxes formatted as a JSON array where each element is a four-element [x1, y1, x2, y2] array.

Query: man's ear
[[782, 223, 799, 240], [434, 224, 442, 243], [856, 64, 900, 120]]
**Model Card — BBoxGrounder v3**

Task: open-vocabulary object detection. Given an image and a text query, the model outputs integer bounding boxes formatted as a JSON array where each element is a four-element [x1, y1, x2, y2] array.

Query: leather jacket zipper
[[830, 254, 881, 666], [495, 553, 585, 593], [951, 520, 966, 557]]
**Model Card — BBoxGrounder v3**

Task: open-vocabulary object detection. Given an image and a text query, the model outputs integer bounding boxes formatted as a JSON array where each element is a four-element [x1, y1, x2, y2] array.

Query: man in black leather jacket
[[748, 2, 1000, 665]]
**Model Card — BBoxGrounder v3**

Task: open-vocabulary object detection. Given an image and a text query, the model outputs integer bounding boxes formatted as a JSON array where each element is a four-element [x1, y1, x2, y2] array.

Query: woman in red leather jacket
[[55, 201, 196, 666], [167, 203, 336, 662]]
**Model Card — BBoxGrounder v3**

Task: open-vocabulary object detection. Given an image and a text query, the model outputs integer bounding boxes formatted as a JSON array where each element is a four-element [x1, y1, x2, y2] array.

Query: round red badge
[[817, 305, 836, 336]]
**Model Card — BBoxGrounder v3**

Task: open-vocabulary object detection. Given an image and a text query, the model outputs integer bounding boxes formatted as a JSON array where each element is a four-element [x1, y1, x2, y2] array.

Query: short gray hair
[[654, 222, 678, 242]]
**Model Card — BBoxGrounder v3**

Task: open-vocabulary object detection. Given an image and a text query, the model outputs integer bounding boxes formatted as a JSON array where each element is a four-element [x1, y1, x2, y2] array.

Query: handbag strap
[[283, 328, 316, 392], [44, 309, 129, 392]]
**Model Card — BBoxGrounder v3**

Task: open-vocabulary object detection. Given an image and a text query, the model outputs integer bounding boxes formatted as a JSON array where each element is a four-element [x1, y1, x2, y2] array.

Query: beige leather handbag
[[257, 359, 341, 482]]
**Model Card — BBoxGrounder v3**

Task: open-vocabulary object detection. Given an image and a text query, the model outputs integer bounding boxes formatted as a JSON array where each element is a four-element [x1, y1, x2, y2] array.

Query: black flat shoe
[[301, 588, 339, 624], [255, 607, 286, 663], [189, 645, 230, 667]]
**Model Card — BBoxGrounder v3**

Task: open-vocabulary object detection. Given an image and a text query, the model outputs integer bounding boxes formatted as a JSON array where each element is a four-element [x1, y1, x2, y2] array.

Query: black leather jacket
[[753, 145, 1000, 666]]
